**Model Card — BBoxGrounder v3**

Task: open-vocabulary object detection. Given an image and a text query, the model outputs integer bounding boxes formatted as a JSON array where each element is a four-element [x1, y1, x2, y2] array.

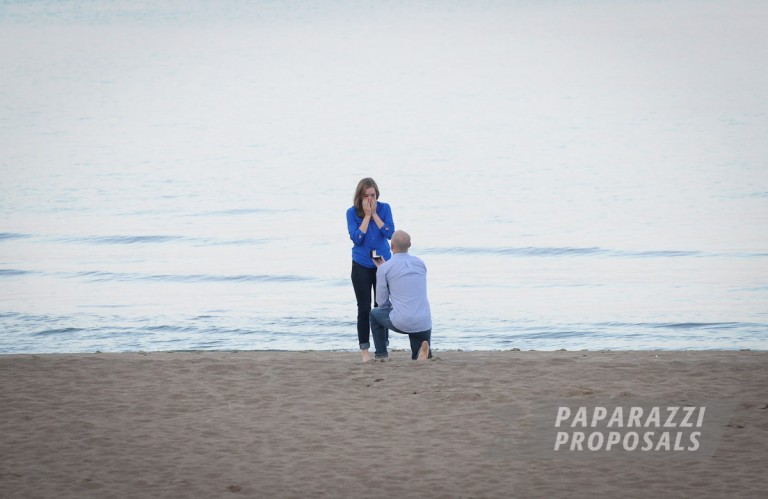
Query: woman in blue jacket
[[346, 177, 395, 361]]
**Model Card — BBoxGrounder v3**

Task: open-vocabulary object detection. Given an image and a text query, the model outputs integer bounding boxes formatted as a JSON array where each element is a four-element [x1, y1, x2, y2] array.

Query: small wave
[[279, 317, 356, 329], [520, 330, 587, 340], [0, 232, 32, 241], [0, 269, 34, 277], [139, 325, 198, 332], [623, 250, 704, 258], [597, 321, 751, 330], [421, 246, 608, 257], [165, 273, 313, 283], [420, 246, 711, 258], [193, 237, 267, 247], [651, 322, 743, 329], [57, 235, 184, 245], [50, 234, 267, 247], [193, 208, 286, 216], [66, 271, 313, 283], [32, 327, 84, 336]]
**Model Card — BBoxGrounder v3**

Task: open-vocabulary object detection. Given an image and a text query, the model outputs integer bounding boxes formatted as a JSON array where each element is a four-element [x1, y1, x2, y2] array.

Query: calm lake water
[[1, 0, 767, 353]]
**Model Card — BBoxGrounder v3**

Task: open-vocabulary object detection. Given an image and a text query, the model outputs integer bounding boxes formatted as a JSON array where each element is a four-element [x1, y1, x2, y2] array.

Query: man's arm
[[374, 259, 390, 307]]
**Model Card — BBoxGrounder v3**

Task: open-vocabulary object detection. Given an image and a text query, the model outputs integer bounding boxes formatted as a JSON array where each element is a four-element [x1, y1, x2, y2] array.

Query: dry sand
[[1, 350, 766, 498]]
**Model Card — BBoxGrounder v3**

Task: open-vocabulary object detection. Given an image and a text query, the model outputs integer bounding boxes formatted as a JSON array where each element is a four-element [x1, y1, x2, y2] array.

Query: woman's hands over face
[[363, 197, 377, 217]]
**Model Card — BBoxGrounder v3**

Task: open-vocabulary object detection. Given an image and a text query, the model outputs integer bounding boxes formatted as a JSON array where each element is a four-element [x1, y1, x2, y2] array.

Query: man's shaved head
[[391, 230, 411, 253]]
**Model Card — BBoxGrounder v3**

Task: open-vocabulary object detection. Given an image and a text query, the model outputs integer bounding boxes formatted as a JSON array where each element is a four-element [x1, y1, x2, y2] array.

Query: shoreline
[[1, 347, 765, 356], [2, 350, 766, 498]]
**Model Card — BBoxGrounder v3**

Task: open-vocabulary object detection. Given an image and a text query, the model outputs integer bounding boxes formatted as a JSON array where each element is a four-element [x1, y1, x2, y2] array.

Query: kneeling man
[[370, 230, 432, 360]]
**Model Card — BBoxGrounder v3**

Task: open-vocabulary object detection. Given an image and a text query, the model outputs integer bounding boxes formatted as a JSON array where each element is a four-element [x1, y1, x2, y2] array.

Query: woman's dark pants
[[351, 261, 382, 350]]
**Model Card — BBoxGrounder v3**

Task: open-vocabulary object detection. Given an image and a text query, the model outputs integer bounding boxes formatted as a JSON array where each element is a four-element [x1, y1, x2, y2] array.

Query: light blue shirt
[[375, 252, 432, 333]]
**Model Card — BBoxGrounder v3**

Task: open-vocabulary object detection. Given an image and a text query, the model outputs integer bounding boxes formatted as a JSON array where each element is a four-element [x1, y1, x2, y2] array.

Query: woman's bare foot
[[361, 350, 371, 362], [417, 341, 430, 361]]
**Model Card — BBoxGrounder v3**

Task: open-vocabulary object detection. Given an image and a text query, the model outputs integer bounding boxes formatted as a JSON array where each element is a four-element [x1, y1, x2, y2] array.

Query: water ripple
[[193, 208, 288, 216], [598, 321, 753, 330], [420, 246, 766, 258], [32, 327, 85, 336], [0, 232, 32, 241], [46, 233, 266, 247], [55, 235, 184, 244], [64, 271, 313, 283], [0, 269, 34, 277], [140, 325, 198, 332], [651, 322, 743, 329], [421, 246, 608, 257]]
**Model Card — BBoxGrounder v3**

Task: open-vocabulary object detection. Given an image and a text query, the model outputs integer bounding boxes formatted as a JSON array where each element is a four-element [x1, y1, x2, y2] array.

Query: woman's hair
[[353, 177, 380, 218]]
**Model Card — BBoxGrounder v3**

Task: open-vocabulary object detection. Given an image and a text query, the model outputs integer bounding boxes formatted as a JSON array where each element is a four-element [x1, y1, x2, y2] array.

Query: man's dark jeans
[[370, 306, 432, 360]]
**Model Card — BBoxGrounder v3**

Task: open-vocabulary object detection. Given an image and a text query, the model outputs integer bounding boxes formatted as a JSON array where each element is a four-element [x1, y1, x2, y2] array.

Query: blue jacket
[[347, 202, 395, 268]]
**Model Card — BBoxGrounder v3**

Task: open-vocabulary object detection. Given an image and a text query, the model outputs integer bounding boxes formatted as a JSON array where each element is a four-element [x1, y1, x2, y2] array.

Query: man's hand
[[373, 256, 384, 268]]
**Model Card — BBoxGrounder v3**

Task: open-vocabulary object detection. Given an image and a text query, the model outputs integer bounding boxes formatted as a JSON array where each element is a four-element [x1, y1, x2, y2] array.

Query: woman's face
[[363, 187, 377, 203]]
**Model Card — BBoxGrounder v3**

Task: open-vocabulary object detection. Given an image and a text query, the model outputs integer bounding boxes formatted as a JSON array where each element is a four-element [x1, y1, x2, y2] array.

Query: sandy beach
[[1, 350, 766, 498]]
